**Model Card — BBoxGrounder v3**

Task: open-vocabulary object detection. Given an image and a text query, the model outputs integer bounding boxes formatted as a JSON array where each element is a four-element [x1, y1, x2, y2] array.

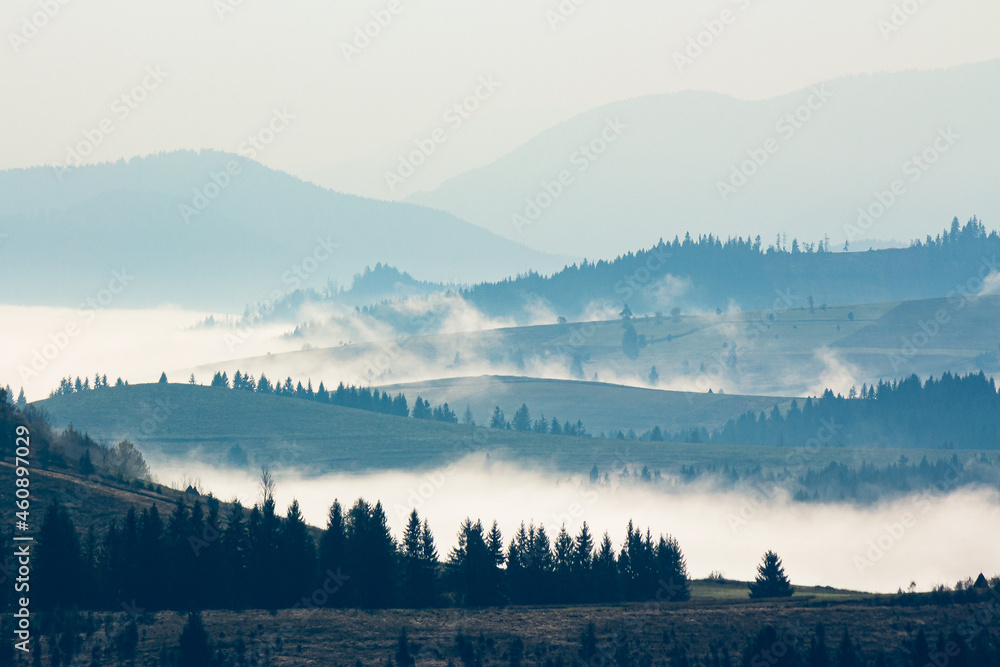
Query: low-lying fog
[[149, 454, 1000, 595], [2, 299, 861, 402]]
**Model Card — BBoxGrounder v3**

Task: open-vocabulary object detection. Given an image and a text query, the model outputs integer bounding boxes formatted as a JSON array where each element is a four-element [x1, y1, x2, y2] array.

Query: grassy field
[[375, 375, 794, 436], [59, 597, 994, 666], [185, 296, 1000, 403], [35, 383, 987, 475]]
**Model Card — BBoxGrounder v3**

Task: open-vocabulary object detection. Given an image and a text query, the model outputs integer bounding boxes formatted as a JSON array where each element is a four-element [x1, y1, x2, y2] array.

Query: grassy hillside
[[69, 597, 993, 666], [35, 383, 983, 476], [188, 296, 1000, 398], [375, 375, 793, 435], [0, 460, 194, 533]]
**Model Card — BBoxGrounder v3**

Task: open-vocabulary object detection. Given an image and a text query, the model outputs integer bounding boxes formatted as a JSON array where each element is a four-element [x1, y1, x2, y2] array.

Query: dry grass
[[70, 599, 988, 666]]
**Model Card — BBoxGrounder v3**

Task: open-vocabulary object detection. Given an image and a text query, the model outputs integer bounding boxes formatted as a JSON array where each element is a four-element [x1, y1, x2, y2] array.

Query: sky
[[3, 0, 999, 195]]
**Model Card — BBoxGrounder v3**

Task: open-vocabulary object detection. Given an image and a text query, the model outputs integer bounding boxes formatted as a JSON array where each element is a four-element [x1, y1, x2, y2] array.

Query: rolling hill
[[0, 151, 571, 310], [374, 375, 793, 436], [184, 296, 1000, 398], [33, 383, 979, 476]]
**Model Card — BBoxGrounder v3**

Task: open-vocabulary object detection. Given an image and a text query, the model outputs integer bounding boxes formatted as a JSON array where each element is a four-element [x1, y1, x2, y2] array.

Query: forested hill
[[701, 372, 1000, 450], [462, 218, 998, 318]]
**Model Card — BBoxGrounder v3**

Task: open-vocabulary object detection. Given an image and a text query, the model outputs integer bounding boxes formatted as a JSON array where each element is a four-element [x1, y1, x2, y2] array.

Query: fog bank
[[149, 454, 1000, 595]]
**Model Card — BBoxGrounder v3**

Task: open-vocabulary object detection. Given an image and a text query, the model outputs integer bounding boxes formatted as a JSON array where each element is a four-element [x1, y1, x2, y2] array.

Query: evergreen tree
[[553, 525, 575, 602], [402, 510, 438, 607], [78, 448, 95, 475], [35, 502, 85, 610], [593, 532, 619, 602], [449, 519, 497, 606], [177, 612, 212, 666], [490, 406, 506, 429], [280, 499, 318, 606], [247, 491, 283, 609], [748, 550, 793, 599], [220, 501, 249, 608], [344, 500, 397, 608], [319, 500, 347, 606], [807, 623, 830, 667], [512, 404, 532, 432], [412, 397, 432, 419], [836, 628, 860, 667], [655, 535, 690, 601], [395, 628, 415, 667], [622, 322, 640, 360]]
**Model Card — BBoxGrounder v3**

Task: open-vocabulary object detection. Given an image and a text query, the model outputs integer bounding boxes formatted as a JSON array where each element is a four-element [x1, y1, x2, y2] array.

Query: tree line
[[27, 488, 692, 614], [460, 217, 1000, 318], [213, 371, 594, 438], [599, 452, 1000, 505], [668, 372, 1000, 450], [235, 218, 999, 330]]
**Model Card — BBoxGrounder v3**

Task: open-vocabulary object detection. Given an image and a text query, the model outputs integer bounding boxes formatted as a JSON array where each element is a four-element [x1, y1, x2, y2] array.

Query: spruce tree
[[807, 622, 830, 667], [490, 406, 506, 429], [511, 404, 532, 432], [177, 612, 212, 666], [280, 499, 318, 606], [319, 501, 347, 606], [748, 550, 793, 599]]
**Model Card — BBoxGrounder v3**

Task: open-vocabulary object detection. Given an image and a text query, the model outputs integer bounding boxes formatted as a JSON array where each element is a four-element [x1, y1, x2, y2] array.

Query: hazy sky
[[3, 0, 998, 193]]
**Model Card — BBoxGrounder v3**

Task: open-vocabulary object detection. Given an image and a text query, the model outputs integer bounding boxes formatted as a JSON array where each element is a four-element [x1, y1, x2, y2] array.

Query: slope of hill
[[374, 375, 793, 436], [409, 61, 1000, 258], [0, 151, 571, 310], [0, 460, 189, 533], [188, 296, 1000, 397], [34, 384, 981, 476]]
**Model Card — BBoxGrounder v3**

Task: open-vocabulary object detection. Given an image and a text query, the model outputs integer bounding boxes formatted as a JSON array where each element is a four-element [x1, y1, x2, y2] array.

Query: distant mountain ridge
[[0, 151, 572, 310], [409, 60, 1000, 257]]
